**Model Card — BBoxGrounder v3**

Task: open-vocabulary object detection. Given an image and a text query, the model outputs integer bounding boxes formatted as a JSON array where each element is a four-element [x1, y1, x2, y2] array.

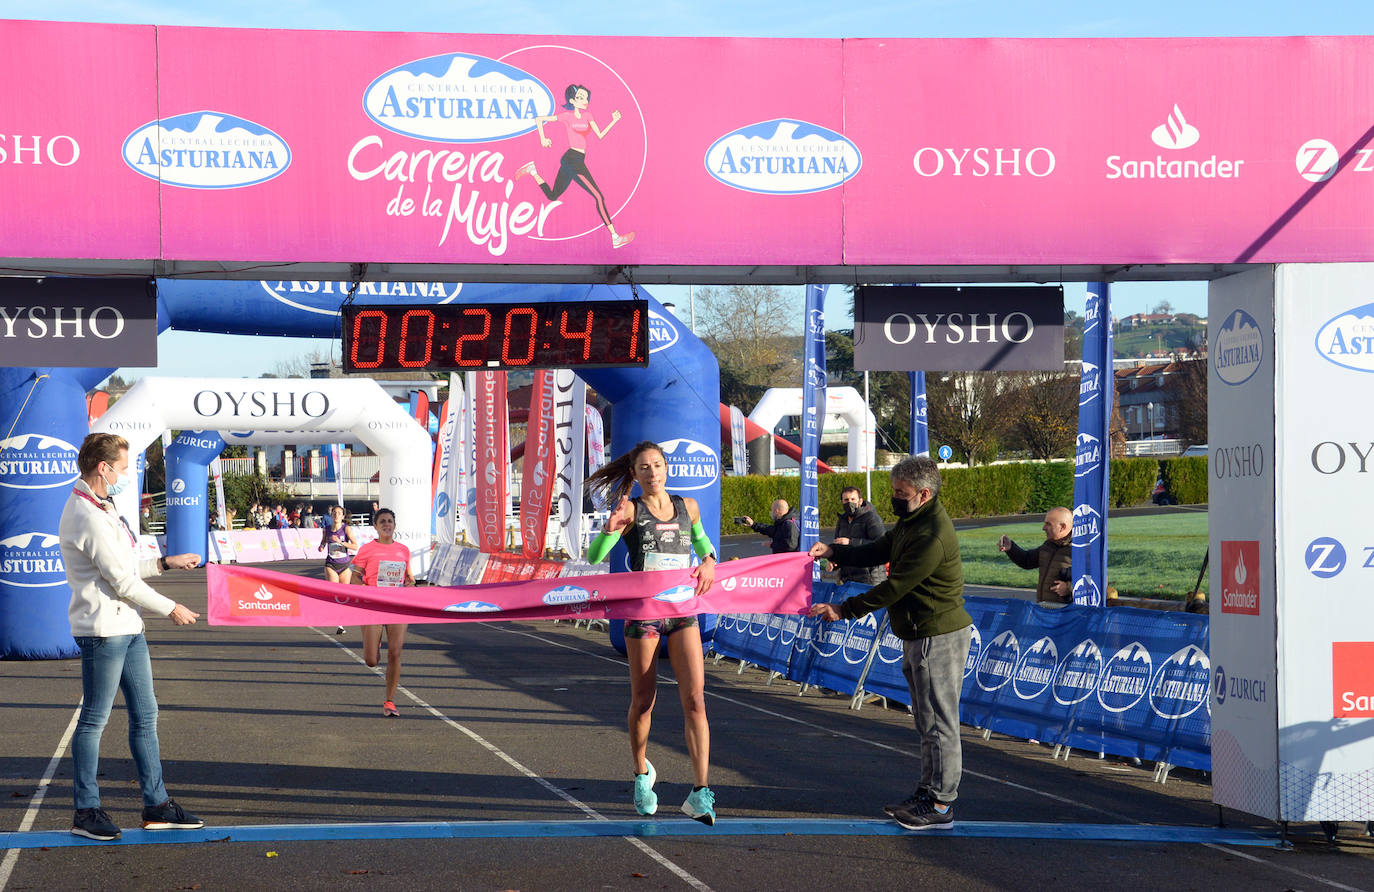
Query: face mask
[[843, 503, 859, 516], [104, 467, 130, 497], [890, 496, 913, 518]]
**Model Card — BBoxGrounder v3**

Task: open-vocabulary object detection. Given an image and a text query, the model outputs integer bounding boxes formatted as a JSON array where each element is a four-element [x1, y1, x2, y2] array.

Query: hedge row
[[1159, 456, 1209, 505], [718, 457, 1181, 529]]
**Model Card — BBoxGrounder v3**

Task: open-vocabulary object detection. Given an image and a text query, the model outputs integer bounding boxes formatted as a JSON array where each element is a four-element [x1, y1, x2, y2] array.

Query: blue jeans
[[72, 634, 167, 809]]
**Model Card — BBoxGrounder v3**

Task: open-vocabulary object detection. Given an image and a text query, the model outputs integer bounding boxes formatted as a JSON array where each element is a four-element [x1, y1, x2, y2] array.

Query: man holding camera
[[736, 499, 800, 553]]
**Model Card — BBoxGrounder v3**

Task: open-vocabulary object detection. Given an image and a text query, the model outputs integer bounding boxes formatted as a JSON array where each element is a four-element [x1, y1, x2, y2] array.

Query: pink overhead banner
[[207, 552, 813, 626], [0, 20, 158, 259], [3, 22, 1373, 267]]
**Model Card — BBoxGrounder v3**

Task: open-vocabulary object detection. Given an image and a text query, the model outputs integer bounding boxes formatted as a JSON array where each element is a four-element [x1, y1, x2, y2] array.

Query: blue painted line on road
[[2, 819, 1280, 850]]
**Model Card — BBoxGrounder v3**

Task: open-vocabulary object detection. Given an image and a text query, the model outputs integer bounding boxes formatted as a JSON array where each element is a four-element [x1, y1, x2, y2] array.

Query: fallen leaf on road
[[266, 851, 278, 858]]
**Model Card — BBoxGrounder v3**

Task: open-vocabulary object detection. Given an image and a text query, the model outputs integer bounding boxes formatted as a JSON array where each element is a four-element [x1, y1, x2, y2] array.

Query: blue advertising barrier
[[714, 592, 1211, 772]]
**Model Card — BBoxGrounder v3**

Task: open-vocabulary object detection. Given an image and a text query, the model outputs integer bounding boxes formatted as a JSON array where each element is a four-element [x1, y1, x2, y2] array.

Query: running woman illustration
[[515, 83, 635, 249]]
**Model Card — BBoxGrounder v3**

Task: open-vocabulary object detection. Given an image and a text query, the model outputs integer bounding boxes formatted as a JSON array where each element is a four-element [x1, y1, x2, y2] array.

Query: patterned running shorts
[[624, 616, 699, 640]]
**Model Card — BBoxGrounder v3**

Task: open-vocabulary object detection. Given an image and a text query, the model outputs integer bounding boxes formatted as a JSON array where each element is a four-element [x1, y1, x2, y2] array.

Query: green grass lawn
[[959, 512, 1209, 601]]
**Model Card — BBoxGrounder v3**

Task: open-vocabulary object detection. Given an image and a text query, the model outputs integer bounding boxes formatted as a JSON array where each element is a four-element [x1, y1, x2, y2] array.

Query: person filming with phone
[[735, 499, 800, 554]]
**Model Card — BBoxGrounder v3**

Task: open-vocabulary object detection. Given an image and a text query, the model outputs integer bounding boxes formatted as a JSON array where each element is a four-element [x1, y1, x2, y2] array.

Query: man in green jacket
[[809, 456, 972, 831]]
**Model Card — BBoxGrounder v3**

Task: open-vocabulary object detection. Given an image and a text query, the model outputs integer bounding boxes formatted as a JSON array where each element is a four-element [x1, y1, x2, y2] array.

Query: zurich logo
[[1213, 309, 1263, 385], [1078, 361, 1101, 406], [719, 576, 738, 592], [1304, 537, 1346, 578], [258, 280, 462, 317], [1148, 644, 1210, 720], [444, 600, 501, 612], [647, 309, 679, 354], [658, 438, 719, 492], [1314, 302, 1374, 373], [0, 434, 79, 490], [0, 532, 66, 588], [1098, 642, 1153, 714], [653, 584, 696, 604], [363, 53, 554, 143], [705, 118, 861, 195], [1071, 505, 1102, 546], [123, 111, 291, 189], [1214, 665, 1227, 705], [1150, 104, 1201, 150], [542, 584, 591, 606], [1074, 433, 1101, 479], [1295, 138, 1339, 183]]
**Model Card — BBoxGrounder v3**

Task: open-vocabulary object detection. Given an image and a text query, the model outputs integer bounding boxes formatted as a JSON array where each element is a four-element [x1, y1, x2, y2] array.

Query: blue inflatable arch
[[0, 280, 719, 660]]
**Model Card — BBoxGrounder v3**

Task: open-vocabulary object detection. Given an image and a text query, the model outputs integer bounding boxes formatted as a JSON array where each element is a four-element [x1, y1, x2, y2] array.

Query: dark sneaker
[[142, 798, 204, 830], [883, 790, 929, 818], [71, 807, 121, 841], [893, 799, 954, 831]]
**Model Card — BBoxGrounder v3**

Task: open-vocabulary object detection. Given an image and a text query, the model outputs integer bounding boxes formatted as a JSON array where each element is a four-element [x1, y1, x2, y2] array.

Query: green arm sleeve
[[586, 529, 621, 564], [690, 520, 716, 560]]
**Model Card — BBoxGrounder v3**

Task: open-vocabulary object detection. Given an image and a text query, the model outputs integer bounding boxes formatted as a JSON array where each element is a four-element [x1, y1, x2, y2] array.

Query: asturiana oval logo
[[1314, 302, 1374, 373], [444, 600, 501, 612], [0, 532, 66, 589], [123, 112, 290, 189], [1013, 636, 1057, 701], [653, 584, 696, 604], [705, 119, 861, 195], [659, 438, 719, 492], [1097, 642, 1153, 714], [258, 279, 461, 317], [1074, 433, 1101, 479], [1148, 644, 1211, 720], [962, 624, 983, 678], [841, 614, 880, 665], [1052, 639, 1104, 706], [648, 309, 679, 355], [1213, 309, 1264, 385], [976, 630, 1019, 692], [364, 53, 555, 144], [0, 434, 79, 490], [542, 584, 591, 606]]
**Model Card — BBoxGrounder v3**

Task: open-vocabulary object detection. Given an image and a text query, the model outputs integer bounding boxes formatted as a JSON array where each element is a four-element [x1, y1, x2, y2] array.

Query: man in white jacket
[[59, 433, 203, 842]]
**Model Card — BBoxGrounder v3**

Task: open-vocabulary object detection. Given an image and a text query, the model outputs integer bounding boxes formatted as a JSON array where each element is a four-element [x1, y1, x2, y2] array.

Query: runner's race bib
[[643, 552, 690, 572], [377, 560, 406, 587]]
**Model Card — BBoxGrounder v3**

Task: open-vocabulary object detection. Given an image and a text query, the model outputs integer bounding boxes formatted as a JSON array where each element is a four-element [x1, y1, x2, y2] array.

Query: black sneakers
[[71, 807, 121, 841], [883, 790, 929, 818], [893, 798, 955, 831], [141, 798, 204, 830]]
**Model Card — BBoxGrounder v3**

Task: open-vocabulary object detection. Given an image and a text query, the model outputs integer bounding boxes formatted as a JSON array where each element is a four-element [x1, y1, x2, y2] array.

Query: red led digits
[[349, 309, 387, 369], [626, 306, 644, 362], [501, 307, 538, 366], [397, 310, 435, 368], [560, 308, 594, 361], [453, 308, 491, 367]]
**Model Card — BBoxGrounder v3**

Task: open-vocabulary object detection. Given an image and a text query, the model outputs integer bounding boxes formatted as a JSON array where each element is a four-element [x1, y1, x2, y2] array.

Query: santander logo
[[1150, 104, 1200, 150]]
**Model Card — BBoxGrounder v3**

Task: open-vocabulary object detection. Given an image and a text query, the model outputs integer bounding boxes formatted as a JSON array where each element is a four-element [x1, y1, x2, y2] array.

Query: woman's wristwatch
[[158, 556, 169, 571]]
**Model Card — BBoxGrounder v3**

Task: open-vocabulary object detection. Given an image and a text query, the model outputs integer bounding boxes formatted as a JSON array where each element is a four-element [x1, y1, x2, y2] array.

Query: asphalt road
[[2, 555, 1371, 892]]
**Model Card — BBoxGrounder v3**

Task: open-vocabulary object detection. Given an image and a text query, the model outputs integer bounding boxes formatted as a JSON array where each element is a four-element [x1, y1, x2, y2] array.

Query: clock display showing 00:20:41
[[342, 299, 649, 372]]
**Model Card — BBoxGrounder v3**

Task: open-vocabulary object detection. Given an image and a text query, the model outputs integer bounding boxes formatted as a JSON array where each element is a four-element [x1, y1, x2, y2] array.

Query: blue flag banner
[[801, 284, 827, 563], [908, 371, 929, 456], [1072, 283, 1112, 606]]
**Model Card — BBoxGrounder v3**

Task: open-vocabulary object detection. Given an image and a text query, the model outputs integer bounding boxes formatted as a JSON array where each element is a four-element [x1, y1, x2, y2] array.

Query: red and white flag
[[520, 371, 558, 559]]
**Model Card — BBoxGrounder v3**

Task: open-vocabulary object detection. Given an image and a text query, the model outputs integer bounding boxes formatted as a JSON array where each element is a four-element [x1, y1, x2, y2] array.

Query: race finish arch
[[748, 387, 877, 474], [3, 22, 1374, 824]]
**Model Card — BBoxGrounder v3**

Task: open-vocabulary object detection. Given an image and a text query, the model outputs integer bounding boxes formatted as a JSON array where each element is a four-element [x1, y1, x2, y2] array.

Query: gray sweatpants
[[902, 623, 973, 804]]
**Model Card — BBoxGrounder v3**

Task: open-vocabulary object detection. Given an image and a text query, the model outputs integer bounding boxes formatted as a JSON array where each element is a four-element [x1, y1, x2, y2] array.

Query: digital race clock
[[342, 299, 649, 372]]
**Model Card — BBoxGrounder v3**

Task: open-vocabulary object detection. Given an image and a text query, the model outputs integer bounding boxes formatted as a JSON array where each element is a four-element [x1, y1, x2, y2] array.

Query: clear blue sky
[[13, 1, 1364, 378]]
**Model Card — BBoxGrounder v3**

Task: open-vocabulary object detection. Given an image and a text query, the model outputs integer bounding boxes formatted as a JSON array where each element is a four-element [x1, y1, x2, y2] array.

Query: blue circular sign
[[938, 445, 953, 461]]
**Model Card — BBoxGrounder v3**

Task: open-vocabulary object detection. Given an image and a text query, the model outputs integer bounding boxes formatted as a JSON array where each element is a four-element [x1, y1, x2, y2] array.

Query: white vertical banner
[[551, 371, 586, 556], [434, 381, 463, 545], [1272, 262, 1374, 822], [1207, 267, 1279, 821], [585, 404, 607, 508], [728, 404, 748, 476], [330, 443, 344, 507], [209, 457, 228, 530]]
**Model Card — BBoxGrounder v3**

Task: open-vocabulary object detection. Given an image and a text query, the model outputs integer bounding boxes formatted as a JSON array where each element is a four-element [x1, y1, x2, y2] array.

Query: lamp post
[[1147, 401, 1155, 443]]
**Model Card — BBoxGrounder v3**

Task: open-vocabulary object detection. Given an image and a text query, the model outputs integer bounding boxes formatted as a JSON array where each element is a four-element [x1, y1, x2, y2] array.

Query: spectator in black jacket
[[833, 486, 888, 585], [740, 500, 800, 553], [997, 507, 1073, 603]]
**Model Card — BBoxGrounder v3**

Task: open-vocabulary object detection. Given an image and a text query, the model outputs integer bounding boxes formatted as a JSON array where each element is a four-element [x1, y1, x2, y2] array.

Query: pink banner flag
[[473, 371, 509, 553], [520, 370, 557, 559], [208, 552, 812, 627]]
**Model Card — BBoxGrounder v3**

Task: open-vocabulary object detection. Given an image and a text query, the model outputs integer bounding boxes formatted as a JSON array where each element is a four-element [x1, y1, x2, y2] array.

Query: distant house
[[1118, 312, 1175, 330], [1115, 361, 1188, 440]]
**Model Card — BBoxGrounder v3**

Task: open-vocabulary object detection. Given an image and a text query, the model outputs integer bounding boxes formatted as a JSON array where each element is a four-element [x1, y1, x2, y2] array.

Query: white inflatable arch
[[748, 386, 876, 474], [93, 377, 433, 573]]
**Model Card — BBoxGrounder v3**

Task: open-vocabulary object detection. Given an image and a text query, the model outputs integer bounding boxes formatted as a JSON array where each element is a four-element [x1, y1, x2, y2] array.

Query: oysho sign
[[853, 286, 1064, 372], [0, 277, 156, 368]]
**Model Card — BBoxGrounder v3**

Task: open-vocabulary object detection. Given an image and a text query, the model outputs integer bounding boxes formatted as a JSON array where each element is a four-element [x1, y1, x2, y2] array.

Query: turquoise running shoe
[[681, 786, 716, 826], [633, 760, 658, 816]]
